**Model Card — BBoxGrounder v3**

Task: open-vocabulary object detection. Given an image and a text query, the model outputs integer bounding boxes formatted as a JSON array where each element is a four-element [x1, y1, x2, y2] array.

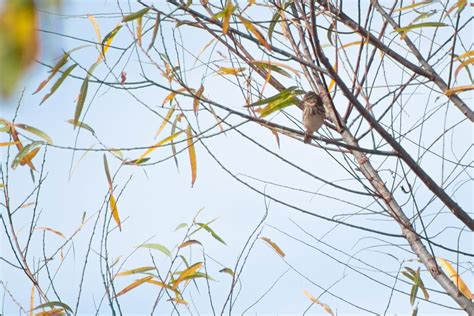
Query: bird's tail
[[304, 133, 312, 144]]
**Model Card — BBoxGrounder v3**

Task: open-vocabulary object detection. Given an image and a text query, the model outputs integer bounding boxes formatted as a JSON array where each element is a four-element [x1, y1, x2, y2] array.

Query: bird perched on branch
[[301, 91, 325, 143]]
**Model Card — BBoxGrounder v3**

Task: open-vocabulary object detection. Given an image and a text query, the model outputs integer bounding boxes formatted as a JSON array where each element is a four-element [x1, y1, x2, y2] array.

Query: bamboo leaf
[[34, 227, 66, 239], [66, 119, 95, 134], [395, 22, 447, 34], [148, 12, 160, 51], [135, 130, 183, 164], [34, 308, 65, 316], [115, 276, 153, 298], [87, 15, 101, 42], [178, 239, 202, 249], [0, 141, 18, 147], [140, 243, 172, 257], [444, 85, 474, 96], [303, 290, 334, 315], [40, 64, 77, 105], [394, 1, 433, 12], [117, 266, 156, 277], [155, 105, 176, 138], [454, 57, 474, 79], [33, 53, 69, 94], [238, 15, 271, 50], [122, 8, 149, 22], [217, 67, 246, 75], [172, 262, 203, 289], [103, 154, 121, 231], [102, 24, 123, 58], [221, 0, 235, 35], [186, 125, 197, 187], [219, 267, 234, 276], [33, 301, 72, 313], [75, 76, 88, 127], [196, 223, 226, 245], [437, 257, 473, 299], [14, 124, 53, 144], [174, 223, 188, 231], [12, 141, 42, 170], [193, 85, 204, 116], [260, 237, 285, 257]]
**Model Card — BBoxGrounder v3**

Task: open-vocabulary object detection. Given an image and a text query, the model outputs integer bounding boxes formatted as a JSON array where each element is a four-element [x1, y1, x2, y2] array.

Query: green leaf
[[246, 87, 299, 107], [219, 267, 234, 276], [174, 223, 188, 231], [11, 141, 42, 170], [196, 222, 226, 245], [394, 22, 447, 34], [410, 284, 419, 306], [140, 243, 172, 257], [14, 124, 53, 144], [75, 76, 89, 127], [253, 62, 291, 78], [102, 24, 123, 56], [66, 119, 95, 134], [33, 53, 69, 94], [33, 301, 73, 313], [259, 95, 300, 118], [40, 64, 77, 105], [122, 8, 150, 22]]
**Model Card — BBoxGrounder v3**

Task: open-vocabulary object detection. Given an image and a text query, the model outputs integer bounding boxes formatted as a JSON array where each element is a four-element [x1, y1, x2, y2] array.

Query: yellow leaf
[[168, 297, 188, 305], [136, 16, 143, 46], [457, 50, 474, 61], [109, 193, 122, 231], [19, 147, 40, 166], [116, 266, 155, 277], [437, 258, 473, 299], [222, 0, 235, 35], [238, 15, 271, 50], [178, 240, 202, 249], [193, 85, 204, 115], [115, 276, 153, 298], [186, 125, 197, 187], [10, 125, 35, 170], [260, 237, 285, 257], [444, 85, 474, 96], [146, 279, 179, 294], [394, 1, 432, 12], [172, 262, 203, 289], [136, 130, 183, 164], [155, 105, 176, 138], [0, 141, 18, 147], [338, 40, 367, 50], [101, 24, 122, 59], [217, 67, 246, 75], [35, 309, 65, 316], [162, 88, 188, 105], [328, 63, 338, 91], [87, 15, 101, 42], [445, 0, 467, 16]]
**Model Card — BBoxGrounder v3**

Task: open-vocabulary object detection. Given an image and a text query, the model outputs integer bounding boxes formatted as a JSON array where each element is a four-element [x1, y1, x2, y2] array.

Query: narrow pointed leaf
[[33, 301, 72, 313], [395, 22, 447, 34], [219, 267, 234, 276], [172, 262, 203, 289], [140, 243, 172, 257], [193, 85, 204, 116], [122, 8, 149, 22], [66, 119, 95, 134], [155, 105, 175, 138], [12, 141, 42, 170], [115, 276, 153, 298], [438, 257, 472, 299], [238, 15, 271, 50], [178, 240, 202, 249], [196, 223, 226, 245], [148, 13, 160, 51], [15, 124, 53, 144], [444, 85, 474, 95], [117, 266, 155, 277], [135, 130, 183, 164], [33, 53, 69, 94], [74, 75, 89, 127], [40, 64, 77, 105], [260, 237, 285, 257], [102, 24, 123, 57], [186, 125, 197, 187]]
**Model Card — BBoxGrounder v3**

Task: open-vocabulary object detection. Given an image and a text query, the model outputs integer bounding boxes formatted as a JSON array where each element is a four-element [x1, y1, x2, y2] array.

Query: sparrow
[[301, 91, 325, 144]]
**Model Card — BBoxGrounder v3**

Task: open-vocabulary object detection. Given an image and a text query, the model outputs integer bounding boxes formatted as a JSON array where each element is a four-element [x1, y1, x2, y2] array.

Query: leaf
[[146, 279, 179, 294], [252, 61, 299, 78], [101, 24, 123, 58], [162, 88, 188, 105], [87, 15, 101, 42], [172, 262, 203, 289], [140, 243, 172, 257], [66, 119, 95, 134], [9, 125, 35, 170], [115, 276, 153, 298], [148, 12, 161, 51], [445, 0, 467, 16], [122, 8, 150, 22], [338, 40, 367, 50], [35, 309, 65, 316], [238, 15, 271, 50], [394, 22, 447, 34], [217, 67, 246, 76], [12, 141, 42, 170], [30, 285, 34, 316], [259, 93, 301, 118], [457, 50, 474, 61], [155, 105, 176, 138], [196, 223, 226, 245], [0, 141, 18, 147], [246, 87, 299, 107], [74, 75, 89, 127], [33, 301, 72, 313], [40, 64, 77, 105], [15, 124, 53, 144], [260, 237, 285, 257], [168, 297, 188, 305], [116, 266, 156, 277], [135, 130, 183, 164], [221, 0, 235, 35], [33, 53, 69, 94], [170, 115, 180, 170], [444, 85, 474, 96], [103, 154, 121, 231], [123, 157, 150, 165], [437, 257, 473, 299], [193, 85, 204, 116], [394, 1, 433, 12], [186, 125, 197, 187], [136, 16, 143, 46], [410, 283, 418, 305], [35, 227, 66, 239], [454, 58, 474, 79], [174, 223, 188, 231], [303, 290, 334, 315], [219, 267, 234, 276], [178, 239, 202, 249]]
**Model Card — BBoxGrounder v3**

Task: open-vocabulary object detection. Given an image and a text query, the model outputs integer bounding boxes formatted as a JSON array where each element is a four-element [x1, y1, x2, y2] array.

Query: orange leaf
[[35, 227, 66, 239], [115, 276, 153, 298], [35, 309, 65, 316], [136, 131, 183, 164], [238, 15, 271, 50], [454, 57, 474, 79], [303, 290, 335, 315], [172, 262, 203, 289], [444, 85, 474, 96], [437, 258, 473, 299], [186, 125, 197, 187], [260, 237, 285, 257], [193, 85, 204, 116], [0, 141, 19, 147], [178, 240, 202, 249]]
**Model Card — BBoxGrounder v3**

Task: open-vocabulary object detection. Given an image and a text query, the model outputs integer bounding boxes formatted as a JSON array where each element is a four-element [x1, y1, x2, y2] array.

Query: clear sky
[[1, 1, 472, 315]]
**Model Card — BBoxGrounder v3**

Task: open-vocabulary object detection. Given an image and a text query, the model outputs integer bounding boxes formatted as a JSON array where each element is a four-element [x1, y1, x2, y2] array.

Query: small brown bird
[[301, 91, 325, 143]]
